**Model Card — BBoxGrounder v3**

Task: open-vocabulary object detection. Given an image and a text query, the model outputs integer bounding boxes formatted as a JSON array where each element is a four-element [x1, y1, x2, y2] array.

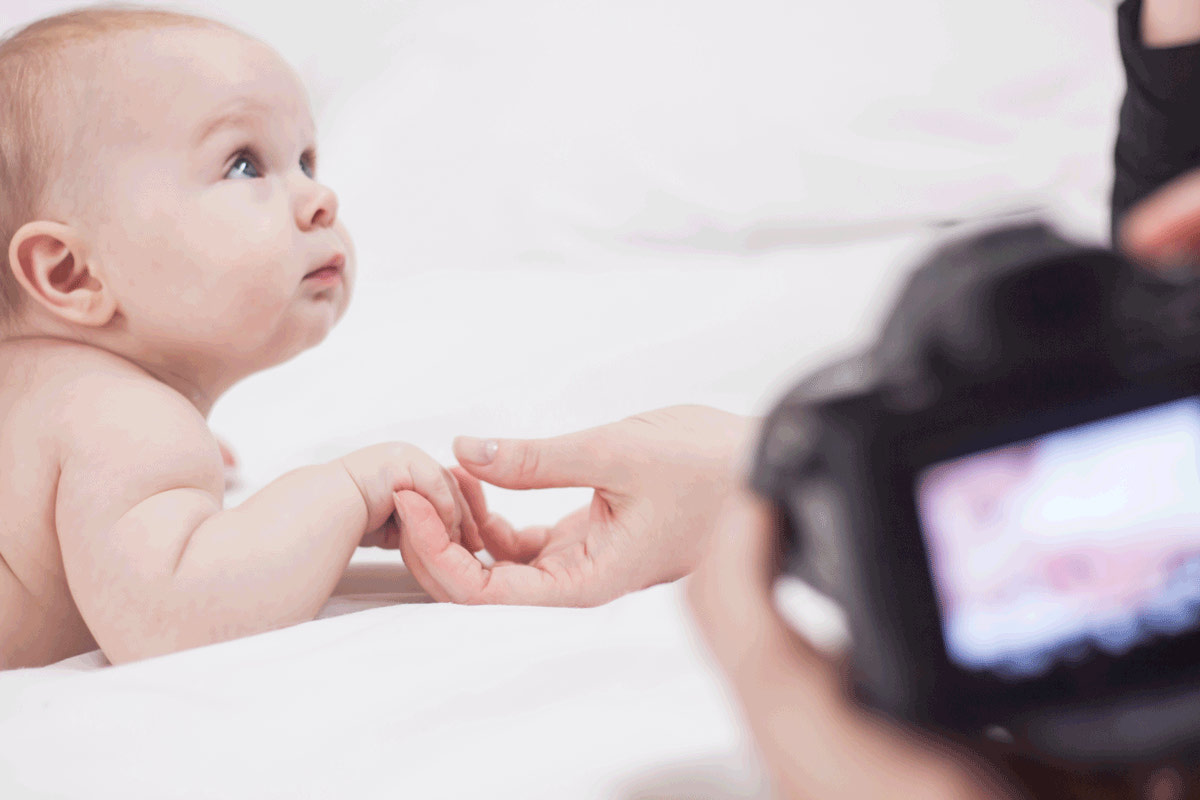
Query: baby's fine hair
[[0, 5, 230, 327]]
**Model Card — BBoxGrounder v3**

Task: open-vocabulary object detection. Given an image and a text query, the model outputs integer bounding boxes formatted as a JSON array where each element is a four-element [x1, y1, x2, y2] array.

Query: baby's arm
[[54, 372, 472, 664]]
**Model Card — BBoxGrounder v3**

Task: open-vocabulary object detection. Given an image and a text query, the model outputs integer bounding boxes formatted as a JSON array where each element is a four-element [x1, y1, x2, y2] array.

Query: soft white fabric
[[0, 582, 769, 800], [0, 0, 1128, 796], [316, 0, 1122, 276]]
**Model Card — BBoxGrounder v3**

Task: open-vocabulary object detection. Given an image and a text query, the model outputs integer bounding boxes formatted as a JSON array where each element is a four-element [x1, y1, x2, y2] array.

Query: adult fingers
[[466, 560, 585, 605], [394, 491, 455, 603], [697, 490, 833, 686], [397, 489, 504, 604], [401, 460, 462, 548], [689, 493, 1012, 800], [441, 466, 478, 548], [477, 514, 551, 563], [452, 424, 623, 491], [695, 489, 785, 615], [450, 466, 548, 560], [1121, 168, 1200, 263], [451, 468, 488, 553], [396, 490, 576, 605], [688, 490, 812, 680]]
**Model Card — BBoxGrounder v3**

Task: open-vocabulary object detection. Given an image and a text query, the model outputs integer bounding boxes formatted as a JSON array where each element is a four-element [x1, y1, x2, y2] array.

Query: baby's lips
[[304, 251, 346, 279]]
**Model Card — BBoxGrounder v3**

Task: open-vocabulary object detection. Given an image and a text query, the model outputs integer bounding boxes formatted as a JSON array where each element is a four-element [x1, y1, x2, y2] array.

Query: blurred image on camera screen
[[915, 398, 1200, 678]]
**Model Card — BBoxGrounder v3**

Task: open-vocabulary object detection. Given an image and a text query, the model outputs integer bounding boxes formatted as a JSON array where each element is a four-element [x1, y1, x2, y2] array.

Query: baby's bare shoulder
[[0, 337, 148, 392], [2, 338, 184, 412], [0, 339, 219, 479]]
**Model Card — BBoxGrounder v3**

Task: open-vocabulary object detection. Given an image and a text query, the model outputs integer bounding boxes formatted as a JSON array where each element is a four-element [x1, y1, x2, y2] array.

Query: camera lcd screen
[[915, 398, 1200, 679]]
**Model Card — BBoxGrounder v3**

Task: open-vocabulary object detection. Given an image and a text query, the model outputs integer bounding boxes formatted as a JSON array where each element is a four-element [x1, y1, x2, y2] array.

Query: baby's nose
[[297, 182, 339, 230]]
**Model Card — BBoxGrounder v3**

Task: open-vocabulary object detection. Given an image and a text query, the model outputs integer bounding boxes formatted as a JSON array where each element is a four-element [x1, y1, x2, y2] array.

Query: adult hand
[[393, 405, 753, 606], [687, 487, 1196, 800], [687, 487, 1019, 800], [1121, 167, 1200, 266], [1138, 0, 1200, 49]]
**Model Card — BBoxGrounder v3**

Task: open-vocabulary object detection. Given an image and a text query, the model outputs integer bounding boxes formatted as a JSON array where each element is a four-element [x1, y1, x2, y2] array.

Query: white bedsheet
[[0, 579, 767, 800]]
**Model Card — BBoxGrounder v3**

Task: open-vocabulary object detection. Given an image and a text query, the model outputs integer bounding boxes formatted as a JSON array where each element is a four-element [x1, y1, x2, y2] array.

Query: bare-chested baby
[[0, 7, 487, 668]]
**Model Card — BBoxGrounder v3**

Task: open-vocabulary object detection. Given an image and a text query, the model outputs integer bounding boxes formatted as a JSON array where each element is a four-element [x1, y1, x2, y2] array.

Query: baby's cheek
[[211, 269, 291, 340], [236, 277, 289, 317]]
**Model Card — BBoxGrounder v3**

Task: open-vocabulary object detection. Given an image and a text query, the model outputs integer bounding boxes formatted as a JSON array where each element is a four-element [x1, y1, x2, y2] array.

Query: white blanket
[[0, 578, 768, 800]]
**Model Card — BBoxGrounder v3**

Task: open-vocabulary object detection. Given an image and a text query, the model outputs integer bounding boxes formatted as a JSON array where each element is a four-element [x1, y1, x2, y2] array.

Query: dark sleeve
[[1111, 0, 1200, 242]]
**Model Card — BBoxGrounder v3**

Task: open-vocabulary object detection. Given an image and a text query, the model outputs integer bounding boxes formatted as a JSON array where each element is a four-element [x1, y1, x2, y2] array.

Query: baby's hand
[[339, 443, 482, 551]]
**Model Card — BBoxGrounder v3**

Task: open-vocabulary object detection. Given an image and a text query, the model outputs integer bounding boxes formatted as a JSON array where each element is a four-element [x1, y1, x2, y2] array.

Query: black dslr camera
[[753, 222, 1200, 764]]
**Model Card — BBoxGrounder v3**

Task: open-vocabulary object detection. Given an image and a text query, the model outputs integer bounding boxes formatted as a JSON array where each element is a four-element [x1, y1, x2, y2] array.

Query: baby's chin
[[217, 284, 353, 375], [278, 298, 350, 360], [213, 321, 326, 385]]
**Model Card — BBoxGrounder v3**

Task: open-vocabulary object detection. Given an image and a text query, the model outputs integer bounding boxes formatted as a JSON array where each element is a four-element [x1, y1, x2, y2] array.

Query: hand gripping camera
[[752, 222, 1200, 763]]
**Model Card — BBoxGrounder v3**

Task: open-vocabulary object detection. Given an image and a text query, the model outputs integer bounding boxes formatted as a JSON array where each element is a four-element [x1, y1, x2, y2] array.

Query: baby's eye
[[300, 153, 316, 180], [225, 153, 261, 180]]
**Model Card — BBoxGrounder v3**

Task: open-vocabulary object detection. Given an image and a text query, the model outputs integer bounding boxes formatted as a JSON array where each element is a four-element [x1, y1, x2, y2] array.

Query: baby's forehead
[[82, 26, 313, 141]]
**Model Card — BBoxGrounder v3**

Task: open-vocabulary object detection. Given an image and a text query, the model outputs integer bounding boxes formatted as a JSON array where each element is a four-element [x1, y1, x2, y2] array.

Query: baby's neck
[[1, 316, 228, 418]]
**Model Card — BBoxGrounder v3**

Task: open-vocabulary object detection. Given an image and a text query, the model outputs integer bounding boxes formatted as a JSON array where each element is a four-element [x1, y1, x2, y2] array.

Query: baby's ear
[[7, 221, 116, 327]]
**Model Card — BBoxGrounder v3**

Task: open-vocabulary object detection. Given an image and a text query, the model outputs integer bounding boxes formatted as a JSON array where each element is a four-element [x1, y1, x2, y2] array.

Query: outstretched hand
[[392, 405, 752, 606]]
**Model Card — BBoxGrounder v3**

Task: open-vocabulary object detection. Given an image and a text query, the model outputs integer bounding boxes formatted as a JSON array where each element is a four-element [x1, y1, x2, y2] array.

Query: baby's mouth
[[304, 254, 345, 284]]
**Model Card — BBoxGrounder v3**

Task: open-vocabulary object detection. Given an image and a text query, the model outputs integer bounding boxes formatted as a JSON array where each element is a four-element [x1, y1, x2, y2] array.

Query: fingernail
[[454, 436, 498, 465]]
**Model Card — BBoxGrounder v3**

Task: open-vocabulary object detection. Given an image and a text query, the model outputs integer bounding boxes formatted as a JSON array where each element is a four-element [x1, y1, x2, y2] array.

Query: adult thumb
[[1121, 168, 1200, 262], [452, 427, 618, 490]]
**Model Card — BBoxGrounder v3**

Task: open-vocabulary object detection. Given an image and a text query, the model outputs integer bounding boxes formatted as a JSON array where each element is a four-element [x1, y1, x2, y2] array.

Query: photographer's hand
[[1117, 0, 1200, 262], [688, 488, 1200, 799], [687, 488, 1019, 800], [1139, 0, 1200, 48], [1122, 167, 1200, 266]]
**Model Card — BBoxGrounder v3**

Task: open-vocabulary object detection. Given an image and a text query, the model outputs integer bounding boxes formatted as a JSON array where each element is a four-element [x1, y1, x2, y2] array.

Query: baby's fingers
[[360, 517, 401, 549], [403, 460, 463, 546]]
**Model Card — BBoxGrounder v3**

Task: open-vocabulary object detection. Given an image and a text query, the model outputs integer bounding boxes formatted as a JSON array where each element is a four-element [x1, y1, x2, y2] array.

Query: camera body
[[753, 223, 1200, 763]]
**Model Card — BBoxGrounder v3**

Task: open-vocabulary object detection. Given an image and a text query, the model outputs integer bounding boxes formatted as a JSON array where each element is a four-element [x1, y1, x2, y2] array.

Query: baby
[[0, 7, 483, 668]]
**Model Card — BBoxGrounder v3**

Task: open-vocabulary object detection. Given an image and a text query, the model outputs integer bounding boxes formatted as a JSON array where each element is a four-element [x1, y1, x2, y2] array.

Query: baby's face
[[73, 26, 354, 375]]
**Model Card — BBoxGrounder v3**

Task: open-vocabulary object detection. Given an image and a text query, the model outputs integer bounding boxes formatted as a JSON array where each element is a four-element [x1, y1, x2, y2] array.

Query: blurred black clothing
[[1112, 0, 1200, 242]]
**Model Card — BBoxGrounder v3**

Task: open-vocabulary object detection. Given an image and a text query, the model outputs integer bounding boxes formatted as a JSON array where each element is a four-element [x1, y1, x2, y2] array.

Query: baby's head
[[0, 6, 354, 406]]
